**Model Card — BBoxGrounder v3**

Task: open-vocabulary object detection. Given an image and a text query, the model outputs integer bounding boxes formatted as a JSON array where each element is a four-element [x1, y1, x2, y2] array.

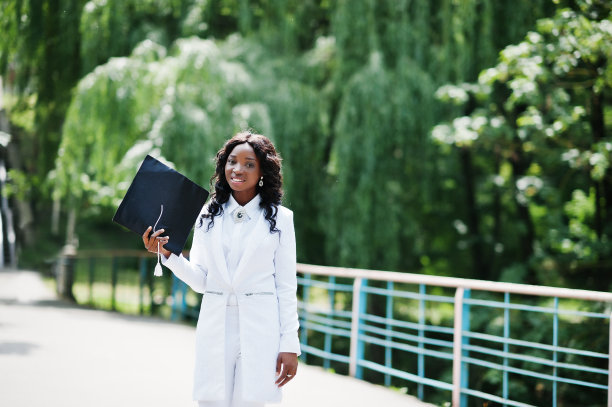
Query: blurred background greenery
[[0, 0, 610, 291]]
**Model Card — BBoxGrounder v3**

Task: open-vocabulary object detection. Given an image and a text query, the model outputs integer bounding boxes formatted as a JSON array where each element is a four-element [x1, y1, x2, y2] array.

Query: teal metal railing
[[296, 264, 612, 407], [55, 250, 201, 320], [55, 251, 612, 406]]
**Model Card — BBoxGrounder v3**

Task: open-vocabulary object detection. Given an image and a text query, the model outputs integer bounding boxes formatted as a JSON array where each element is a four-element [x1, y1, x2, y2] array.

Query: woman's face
[[225, 142, 262, 201]]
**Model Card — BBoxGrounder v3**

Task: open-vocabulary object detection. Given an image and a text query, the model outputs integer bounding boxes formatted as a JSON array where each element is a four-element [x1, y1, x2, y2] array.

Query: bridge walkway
[[0, 270, 434, 407]]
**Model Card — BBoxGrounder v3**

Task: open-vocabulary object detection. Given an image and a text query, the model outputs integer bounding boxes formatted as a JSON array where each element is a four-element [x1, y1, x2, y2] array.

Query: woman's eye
[[247, 163, 255, 168]]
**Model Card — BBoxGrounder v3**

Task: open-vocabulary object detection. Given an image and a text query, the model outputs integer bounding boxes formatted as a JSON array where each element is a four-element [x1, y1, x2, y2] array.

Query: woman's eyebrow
[[228, 153, 256, 161]]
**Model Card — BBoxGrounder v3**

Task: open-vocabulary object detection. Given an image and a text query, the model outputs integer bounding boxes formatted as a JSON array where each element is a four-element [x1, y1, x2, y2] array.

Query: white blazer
[[163, 202, 300, 403]]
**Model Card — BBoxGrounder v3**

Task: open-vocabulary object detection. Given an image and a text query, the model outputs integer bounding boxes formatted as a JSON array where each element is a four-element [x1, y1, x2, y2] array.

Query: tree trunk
[[510, 150, 536, 282], [52, 197, 60, 236], [65, 206, 78, 247], [590, 89, 606, 239], [491, 153, 502, 280], [459, 147, 489, 280]]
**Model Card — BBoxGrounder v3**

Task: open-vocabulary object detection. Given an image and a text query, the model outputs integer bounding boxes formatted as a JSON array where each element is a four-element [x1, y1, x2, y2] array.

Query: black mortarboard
[[113, 155, 209, 256]]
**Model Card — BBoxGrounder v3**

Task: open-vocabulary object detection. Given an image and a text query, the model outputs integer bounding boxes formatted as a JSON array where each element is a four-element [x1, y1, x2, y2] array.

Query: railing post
[[350, 277, 368, 378], [181, 279, 188, 319], [461, 289, 470, 406], [503, 292, 510, 405], [356, 278, 368, 379], [148, 261, 157, 315], [608, 310, 612, 407], [552, 297, 559, 407], [418, 283, 426, 400], [171, 275, 179, 320], [323, 275, 336, 370], [452, 287, 470, 407], [139, 257, 147, 315], [384, 281, 394, 387], [88, 257, 95, 306], [171, 276, 188, 321], [299, 273, 311, 363]]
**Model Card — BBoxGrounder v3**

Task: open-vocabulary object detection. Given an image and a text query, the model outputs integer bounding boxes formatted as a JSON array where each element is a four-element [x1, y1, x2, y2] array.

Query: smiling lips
[[231, 177, 245, 183]]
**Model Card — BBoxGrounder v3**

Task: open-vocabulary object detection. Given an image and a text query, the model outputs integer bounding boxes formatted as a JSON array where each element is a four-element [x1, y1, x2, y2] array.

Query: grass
[[58, 255, 202, 321]]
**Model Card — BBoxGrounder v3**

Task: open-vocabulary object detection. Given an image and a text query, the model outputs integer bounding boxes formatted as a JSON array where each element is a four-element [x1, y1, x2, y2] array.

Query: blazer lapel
[[210, 215, 231, 285], [232, 209, 266, 286]]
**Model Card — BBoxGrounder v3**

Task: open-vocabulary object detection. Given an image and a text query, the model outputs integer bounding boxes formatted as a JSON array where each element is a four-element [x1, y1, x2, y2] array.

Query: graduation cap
[[113, 155, 209, 274]]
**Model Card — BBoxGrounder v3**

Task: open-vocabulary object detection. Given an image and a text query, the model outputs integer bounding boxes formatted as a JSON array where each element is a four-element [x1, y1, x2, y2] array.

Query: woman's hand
[[142, 226, 172, 259], [275, 352, 298, 387]]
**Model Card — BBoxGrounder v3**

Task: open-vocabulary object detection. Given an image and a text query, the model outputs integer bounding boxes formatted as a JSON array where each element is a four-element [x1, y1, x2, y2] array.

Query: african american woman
[[143, 132, 300, 407]]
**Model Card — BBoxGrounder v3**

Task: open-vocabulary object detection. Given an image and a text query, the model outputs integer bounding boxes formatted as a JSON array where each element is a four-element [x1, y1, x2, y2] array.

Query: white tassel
[[154, 262, 163, 277], [154, 240, 163, 277], [153, 205, 164, 277]]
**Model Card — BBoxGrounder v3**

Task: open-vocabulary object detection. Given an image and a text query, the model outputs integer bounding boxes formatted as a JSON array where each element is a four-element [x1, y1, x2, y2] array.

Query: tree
[[0, 0, 84, 189], [52, 37, 267, 240], [431, 1, 612, 286]]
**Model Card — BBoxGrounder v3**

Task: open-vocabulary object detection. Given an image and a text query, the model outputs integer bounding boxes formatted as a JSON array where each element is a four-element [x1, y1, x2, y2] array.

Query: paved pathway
[[0, 270, 435, 407]]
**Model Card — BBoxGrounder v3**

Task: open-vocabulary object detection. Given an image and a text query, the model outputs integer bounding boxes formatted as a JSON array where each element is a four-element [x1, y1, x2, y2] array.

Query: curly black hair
[[200, 131, 283, 233]]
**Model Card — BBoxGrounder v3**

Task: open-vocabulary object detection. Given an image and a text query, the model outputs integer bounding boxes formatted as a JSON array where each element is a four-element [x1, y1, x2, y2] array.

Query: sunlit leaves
[[431, 2, 612, 285], [54, 36, 261, 209], [54, 54, 151, 203], [80, 0, 183, 73], [562, 141, 612, 181], [549, 188, 600, 259]]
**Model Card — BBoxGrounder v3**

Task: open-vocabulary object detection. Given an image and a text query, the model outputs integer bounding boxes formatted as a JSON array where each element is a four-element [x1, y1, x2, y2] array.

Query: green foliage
[[327, 53, 440, 270], [79, 0, 192, 73], [432, 5, 612, 402], [0, 0, 85, 181], [7, 0, 610, 405], [2, 0, 556, 273], [54, 51, 155, 206], [54, 36, 263, 212], [260, 78, 330, 262], [432, 3, 612, 287]]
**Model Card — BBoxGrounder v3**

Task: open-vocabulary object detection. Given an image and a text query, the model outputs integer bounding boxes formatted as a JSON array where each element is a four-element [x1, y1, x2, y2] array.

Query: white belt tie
[[227, 293, 238, 306]]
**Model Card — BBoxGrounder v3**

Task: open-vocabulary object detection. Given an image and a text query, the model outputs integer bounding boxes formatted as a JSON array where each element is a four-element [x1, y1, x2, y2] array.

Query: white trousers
[[197, 304, 265, 407]]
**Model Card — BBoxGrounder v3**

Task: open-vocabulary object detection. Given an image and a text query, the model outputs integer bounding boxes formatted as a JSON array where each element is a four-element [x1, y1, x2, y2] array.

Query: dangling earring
[[258, 176, 264, 187]]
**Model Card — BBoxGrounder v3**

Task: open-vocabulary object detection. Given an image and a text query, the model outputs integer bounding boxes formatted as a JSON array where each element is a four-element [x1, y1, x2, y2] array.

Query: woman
[[143, 132, 300, 407]]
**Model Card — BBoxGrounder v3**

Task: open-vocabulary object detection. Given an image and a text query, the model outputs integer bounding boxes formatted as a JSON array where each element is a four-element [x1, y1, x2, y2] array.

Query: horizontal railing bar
[[297, 264, 612, 302], [298, 303, 352, 319], [73, 250, 163, 258], [357, 359, 454, 391], [298, 312, 351, 325], [423, 324, 455, 335], [362, 285, 455, 303], [360, 312, 454, 336], [300, 344, 350, 364], [299, 312, 353, 329], [463, 355, 608, 390], [465, 343, 609, 375], [464, 298, 610, 318], [360, 321, 454, 350], [301, 321, 352, 338], [461, 388, 537, 407], [358, 333, 453, 361], [70, 252, 612, 302], [297, 277, 353, 292], [466, 331, 608, 359]]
